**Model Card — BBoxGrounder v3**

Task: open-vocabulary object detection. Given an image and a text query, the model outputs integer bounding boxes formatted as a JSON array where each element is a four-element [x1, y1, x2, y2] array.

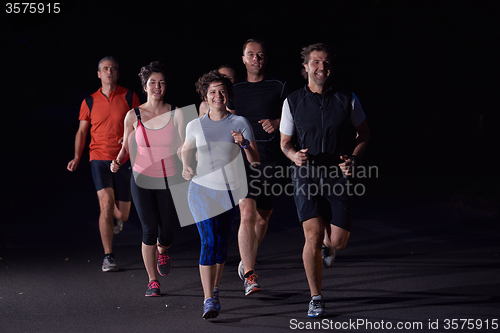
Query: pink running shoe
[[145, 280, 161, 297], [157, 250, 171, 276]]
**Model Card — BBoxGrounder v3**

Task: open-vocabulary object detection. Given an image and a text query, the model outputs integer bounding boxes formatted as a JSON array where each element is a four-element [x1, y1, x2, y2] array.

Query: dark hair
[[301, 43, 334, 64], [138, 61, 169, 91], [300, 43, 335, 79], [218, 64, 235, 72], [98, 56, 119, 71], [195, 70, 234, 101], [242, 38, 267, 55]]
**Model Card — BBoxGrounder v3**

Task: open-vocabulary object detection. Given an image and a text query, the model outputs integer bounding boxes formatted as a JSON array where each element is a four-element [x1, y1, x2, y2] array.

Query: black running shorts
[[291, 165, 353, 231], [245, 162, 277, 211], [91, 160, 132, 202]]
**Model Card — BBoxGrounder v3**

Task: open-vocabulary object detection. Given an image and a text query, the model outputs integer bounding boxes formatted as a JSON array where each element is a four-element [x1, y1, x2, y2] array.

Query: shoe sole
[[145, 292, 161, 297], [102, 267, 118, 272], [308, 312, 325, 318], [245, 286, 262, 296], [202, 310, 218, 319]]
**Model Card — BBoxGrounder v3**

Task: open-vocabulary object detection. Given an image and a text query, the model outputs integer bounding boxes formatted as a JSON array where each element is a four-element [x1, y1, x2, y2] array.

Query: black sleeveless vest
[[287, 86, 355, 166]]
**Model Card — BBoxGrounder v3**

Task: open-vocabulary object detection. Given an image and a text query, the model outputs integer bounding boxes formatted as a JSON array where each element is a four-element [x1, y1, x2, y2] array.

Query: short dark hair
[[98, 56, 119, 71], [242, 38, 267, 55], [301, 43, 334, 64], [138, 61, 169, 91], [218, 63, 235, 72], [300, 43, 335, 79], [195, 70, 234, 101]]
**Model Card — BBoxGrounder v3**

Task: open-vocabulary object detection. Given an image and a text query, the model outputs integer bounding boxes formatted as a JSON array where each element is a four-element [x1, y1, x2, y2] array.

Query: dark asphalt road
[[1, 178, 499, 333]]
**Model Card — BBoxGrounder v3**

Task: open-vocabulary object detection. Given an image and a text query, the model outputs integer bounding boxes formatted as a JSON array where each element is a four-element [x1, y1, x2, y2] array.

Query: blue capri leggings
[[188, 182, 237, 266]]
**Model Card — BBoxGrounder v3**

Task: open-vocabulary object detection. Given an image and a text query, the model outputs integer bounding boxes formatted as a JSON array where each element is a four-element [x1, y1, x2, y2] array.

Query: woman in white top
[[182, 70, 259, 319]]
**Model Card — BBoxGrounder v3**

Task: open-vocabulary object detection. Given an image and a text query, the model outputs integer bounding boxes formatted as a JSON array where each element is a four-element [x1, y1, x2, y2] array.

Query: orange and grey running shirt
[[79, 85, 140, 161]]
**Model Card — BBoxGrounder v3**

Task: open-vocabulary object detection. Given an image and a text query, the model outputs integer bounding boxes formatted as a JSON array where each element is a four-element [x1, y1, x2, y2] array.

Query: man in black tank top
[[280, 43, 370, 317], [228, 39, 290, 295]]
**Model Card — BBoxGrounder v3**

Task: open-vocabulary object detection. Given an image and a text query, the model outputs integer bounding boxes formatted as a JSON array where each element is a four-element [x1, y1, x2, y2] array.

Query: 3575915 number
[[6, 3, 61, 14], [443, 318, 498, 330]]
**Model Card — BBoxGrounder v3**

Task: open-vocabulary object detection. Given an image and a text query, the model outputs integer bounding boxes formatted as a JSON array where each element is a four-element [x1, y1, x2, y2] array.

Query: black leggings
[[130, 177, 178, 246]]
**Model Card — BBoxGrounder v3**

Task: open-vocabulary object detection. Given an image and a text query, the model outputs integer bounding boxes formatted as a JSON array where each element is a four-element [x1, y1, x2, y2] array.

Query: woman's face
[[145, 72, 166, 101], [206, 81, 228, 111]]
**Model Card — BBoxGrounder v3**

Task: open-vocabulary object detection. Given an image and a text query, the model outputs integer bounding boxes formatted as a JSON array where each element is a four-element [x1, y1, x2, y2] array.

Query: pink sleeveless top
[[133, 111, 177, 178]]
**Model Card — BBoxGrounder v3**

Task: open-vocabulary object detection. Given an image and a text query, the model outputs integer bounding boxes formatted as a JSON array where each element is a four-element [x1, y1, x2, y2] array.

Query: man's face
[[304, 51, 332, 87], [97, 60, 119, 86], [242, 42, 267, 76]]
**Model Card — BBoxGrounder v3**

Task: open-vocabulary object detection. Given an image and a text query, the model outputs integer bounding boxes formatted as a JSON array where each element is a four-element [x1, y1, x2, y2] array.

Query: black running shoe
[[145, 280, 161, 297], [157, 250, 171, 276]]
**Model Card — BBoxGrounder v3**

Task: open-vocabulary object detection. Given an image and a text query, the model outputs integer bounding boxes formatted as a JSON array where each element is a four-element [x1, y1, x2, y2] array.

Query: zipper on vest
[[320, 94, 325, 166]]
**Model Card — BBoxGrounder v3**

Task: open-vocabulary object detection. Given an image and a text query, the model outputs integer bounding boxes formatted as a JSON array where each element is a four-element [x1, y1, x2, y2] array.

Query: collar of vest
[[303, 84, 335, 96]]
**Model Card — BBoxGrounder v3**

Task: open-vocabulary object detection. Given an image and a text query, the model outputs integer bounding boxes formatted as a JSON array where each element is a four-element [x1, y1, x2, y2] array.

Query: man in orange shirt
[[67, 56, 140, 272]]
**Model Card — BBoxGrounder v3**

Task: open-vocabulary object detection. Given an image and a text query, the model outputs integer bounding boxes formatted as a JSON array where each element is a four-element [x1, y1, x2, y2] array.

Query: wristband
[[115, 159, 121, 166], [240, 139, 250, 149]]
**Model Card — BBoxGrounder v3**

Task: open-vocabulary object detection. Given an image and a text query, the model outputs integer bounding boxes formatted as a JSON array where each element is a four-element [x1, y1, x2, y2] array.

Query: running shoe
[[244, 273, 262, 296], [113, 219, 123, 235], [213, 288, 221, 312], [145, 280, 161, 297], [202, 298, 218, 319], [102, 253, 118, 272], [157, 250, 171, 276], [238, 260, 245, 280], [238, 260, 257, 280], [322, 244, 336, 268], [308, 295, 326, 317]]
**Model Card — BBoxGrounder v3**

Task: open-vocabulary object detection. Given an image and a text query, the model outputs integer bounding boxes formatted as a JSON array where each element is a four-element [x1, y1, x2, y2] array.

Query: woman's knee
[[142, 231, 159, 246], [158, 233, 173, 248]]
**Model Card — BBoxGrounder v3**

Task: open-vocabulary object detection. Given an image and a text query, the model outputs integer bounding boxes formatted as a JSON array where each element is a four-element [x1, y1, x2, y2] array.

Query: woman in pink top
[[112, 61, 185, 297]]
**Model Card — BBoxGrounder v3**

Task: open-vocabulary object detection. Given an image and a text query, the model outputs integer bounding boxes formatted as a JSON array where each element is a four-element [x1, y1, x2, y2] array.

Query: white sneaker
[[238, 260, 245, 280], [308, 295, 325, 317], [322, 245, 336, 268], [113, 219, 123, 234], [102, 253, 118, 272]]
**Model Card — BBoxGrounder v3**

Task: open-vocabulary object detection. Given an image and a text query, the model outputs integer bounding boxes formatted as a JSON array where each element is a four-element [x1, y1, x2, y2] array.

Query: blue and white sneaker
[[202, 298, 218, 319], [213, 288, 221, 312], [308, 295, 325, 317]]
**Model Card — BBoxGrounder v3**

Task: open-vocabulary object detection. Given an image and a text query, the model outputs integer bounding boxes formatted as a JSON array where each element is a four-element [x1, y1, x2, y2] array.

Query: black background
[[2, 0, 499, 244]]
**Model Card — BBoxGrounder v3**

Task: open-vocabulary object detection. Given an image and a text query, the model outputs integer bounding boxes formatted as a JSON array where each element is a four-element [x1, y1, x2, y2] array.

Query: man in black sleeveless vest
[[280, 43, 370, 317]]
